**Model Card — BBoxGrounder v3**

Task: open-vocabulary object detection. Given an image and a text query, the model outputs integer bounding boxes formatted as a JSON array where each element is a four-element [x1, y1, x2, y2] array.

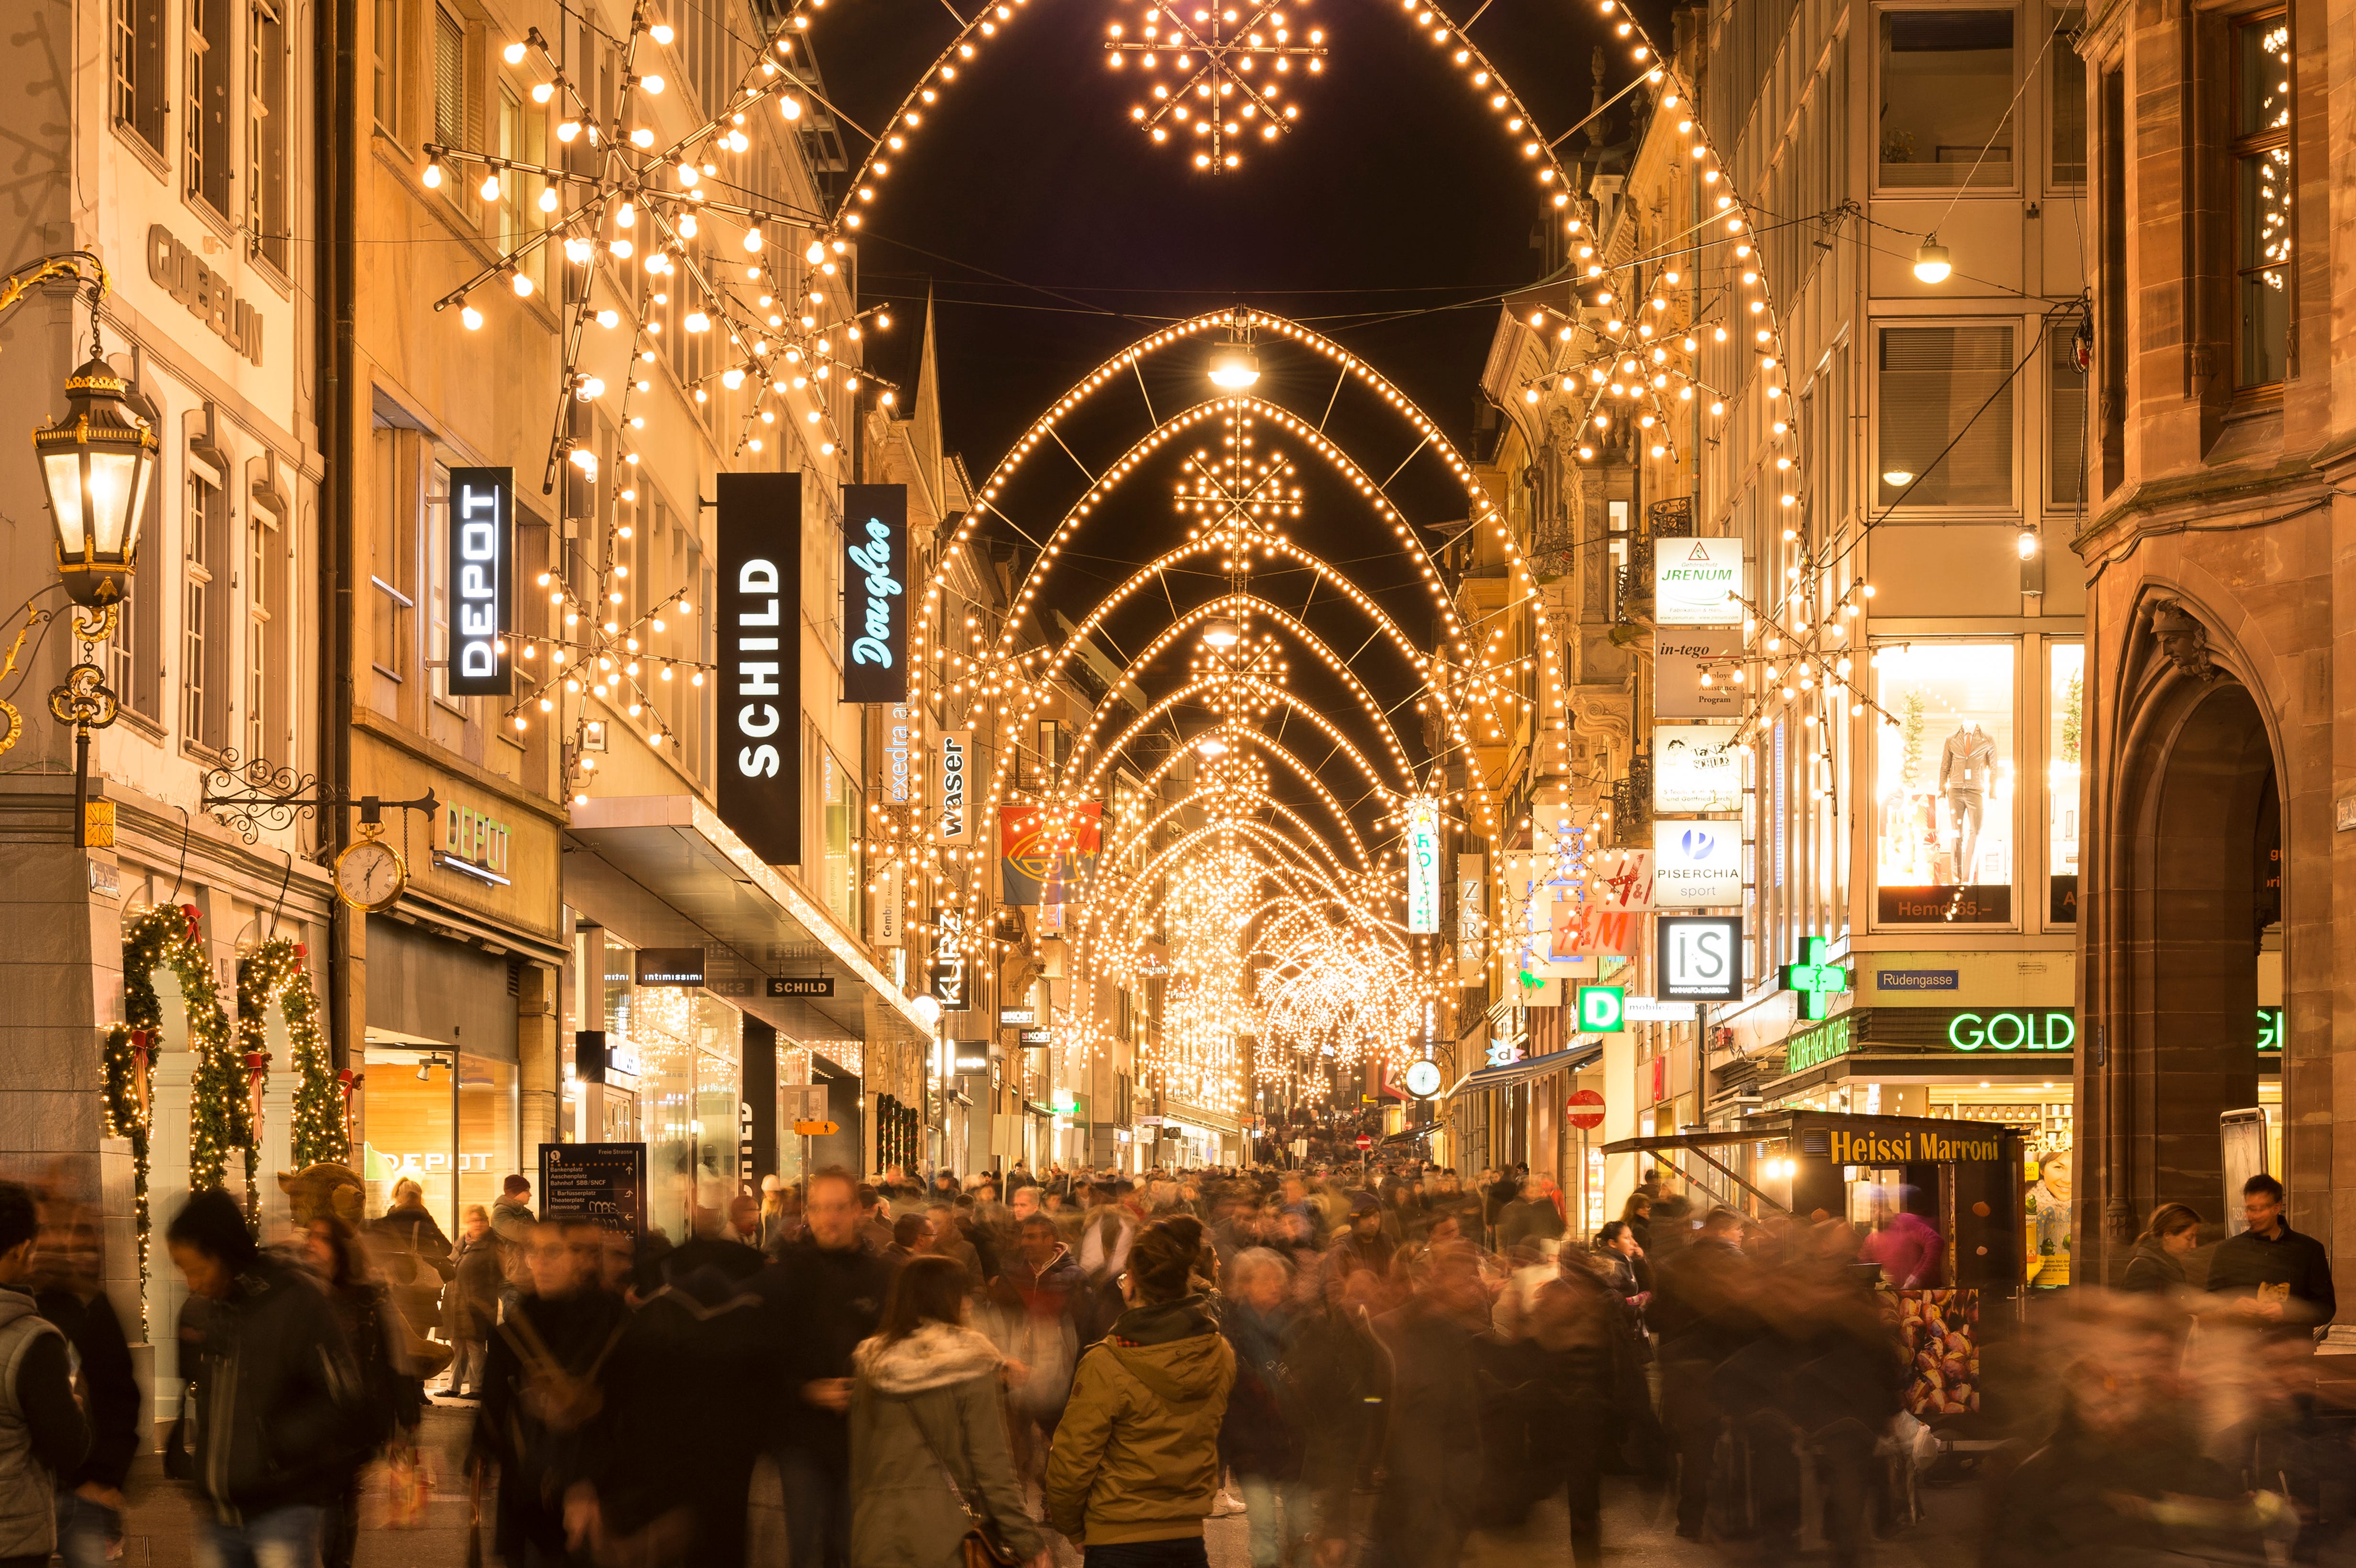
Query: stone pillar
[[517, 962, 559, 1163]]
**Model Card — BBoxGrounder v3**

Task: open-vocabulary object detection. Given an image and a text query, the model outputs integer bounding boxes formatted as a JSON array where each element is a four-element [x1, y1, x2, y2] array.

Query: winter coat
[[1045, 1297, 1236, 1545], [756, 1237, 902, 1457], [2207, 1221, 2336, 1339], [33, 1285, 136, 1492], [443, 1232, 504, 1341], [0, 1286, 87, 1559], [474, 1286, 629, 1563], [176, 1252, 368, 1518], [2119, 1240, 2187, 1295], [489, 1195, 536, 1290], [850, 1323, 1044, 1568], [1219, 1301, 1305, 1480]]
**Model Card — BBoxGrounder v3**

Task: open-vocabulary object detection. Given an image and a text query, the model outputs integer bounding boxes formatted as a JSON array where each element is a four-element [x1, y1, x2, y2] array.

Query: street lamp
[[1208, 339, 1259, 390], [36, 356, 156, 609], [1911, 235, 1952, 285]]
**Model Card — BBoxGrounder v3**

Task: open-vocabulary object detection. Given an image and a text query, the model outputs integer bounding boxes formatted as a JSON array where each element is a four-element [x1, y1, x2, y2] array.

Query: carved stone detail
[[2147, 599, 2218, 683]]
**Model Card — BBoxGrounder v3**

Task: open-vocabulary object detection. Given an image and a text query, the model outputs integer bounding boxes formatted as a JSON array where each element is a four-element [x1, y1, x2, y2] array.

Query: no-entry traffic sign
[[1566, 1089, 1605, 1130], [1353, 1132, 1374, 1151]]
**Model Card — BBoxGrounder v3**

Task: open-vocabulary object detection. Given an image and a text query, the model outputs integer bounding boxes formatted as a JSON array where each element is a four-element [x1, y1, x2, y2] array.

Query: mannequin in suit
[[1939, 721, 1994, 880]]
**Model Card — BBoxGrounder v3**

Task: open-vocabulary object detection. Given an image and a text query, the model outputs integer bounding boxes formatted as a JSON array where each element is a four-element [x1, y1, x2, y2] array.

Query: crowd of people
[[0, 1161, 2341, 1568]]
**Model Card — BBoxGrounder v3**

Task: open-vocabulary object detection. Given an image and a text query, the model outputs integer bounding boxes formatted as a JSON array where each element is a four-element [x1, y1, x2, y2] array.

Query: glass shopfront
[[1873, 642, 2016, 923], [2047, 642, 2083, 924], [357, 1044, 519, 1235]]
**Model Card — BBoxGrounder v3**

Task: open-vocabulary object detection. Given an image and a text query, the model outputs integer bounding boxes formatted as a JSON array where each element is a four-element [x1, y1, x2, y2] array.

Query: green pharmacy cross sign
[[1778, 937, 1851, 1022]]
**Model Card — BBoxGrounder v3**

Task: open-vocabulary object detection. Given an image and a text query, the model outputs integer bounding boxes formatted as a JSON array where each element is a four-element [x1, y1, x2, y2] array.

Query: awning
[[1444, 1042, 1603, 1099], [565, 794, 931, 1049]]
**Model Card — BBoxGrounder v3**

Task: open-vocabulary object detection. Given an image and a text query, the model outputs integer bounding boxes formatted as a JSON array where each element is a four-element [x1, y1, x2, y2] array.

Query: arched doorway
[[2088, 600, 2280, 1275]]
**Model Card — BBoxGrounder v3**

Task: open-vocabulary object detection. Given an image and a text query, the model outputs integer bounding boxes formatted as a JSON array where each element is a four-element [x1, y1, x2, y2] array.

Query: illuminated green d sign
[[1576, 985, 1625, 1033], [1948, 1011, 2075, 1051]]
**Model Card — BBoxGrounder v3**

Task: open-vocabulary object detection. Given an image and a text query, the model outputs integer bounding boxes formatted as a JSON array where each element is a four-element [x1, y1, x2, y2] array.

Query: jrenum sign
[[1652, 537, 1745, 625]]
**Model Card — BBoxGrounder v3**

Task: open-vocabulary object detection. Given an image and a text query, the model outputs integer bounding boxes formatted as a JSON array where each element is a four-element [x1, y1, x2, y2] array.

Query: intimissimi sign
[[717, 473, 801, 866]]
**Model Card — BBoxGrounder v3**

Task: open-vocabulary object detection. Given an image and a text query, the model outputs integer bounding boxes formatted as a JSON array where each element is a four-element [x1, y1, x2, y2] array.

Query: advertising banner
[[717, 473, 800, 866], [1405, 797, 1441, 934], [937, 730, 972, 841], [1000, 802, 1104, 907], [1653, 536, 1745, 625], [840, 484, 908, 702], [1654, 724, 1743, 814], [1653, 821, 1743, 908], [1654, 626, 1745, 719]]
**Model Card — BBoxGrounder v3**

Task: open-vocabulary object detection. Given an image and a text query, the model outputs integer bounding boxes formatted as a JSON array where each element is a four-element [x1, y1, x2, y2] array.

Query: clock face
[[335, 840, 405, 912], [1403, 1058, 1443, 1098]]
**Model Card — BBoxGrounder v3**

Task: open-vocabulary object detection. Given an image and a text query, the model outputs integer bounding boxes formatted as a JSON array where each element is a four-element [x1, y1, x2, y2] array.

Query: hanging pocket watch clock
[[333, 822, 407, 912]]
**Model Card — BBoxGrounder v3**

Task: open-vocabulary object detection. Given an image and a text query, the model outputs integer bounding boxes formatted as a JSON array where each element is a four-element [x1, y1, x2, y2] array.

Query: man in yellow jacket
[[1046, 1222, 1237, 1566]]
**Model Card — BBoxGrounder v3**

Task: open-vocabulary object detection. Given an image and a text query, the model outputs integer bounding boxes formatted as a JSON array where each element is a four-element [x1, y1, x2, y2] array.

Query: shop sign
[[539, 1142, 649, 1240], [1654, 725, 1741, 814], [1590, 848, 1654, 912], [1000, 1007, 1036, 1025], [929, 910, 969, 1009], [147, 224, 265, 365], [1018, 1027, 1053, 1047], [1654, 627, 1745, 719], [717, 473, 800, 867], [1948, 1010, 2073, 1051], [1405, 796, 1441, 934], [1000, 802, 1102, 907], [840, 484, 908, 702], [1658, 914, 1743, 1002], [872, 863, 905, 947], [439, 802, 513, 883], [1876, 885, 2011, 924], [1552, 897, 1638, 957], [1784, 1015, 1854, 1073], [574, 1030, 607, 1083], [1876, 969, 1958, 992], [1778, 937, 1851, 1022], [1653, 537, 1744, 625], [1622, 996, 1696, 1022], [1486, 1037, 1525, 1068], [952, 1044, 991, 1075], [1576, 985, 1626, 1033], [1811, 1123, 2008, 1165], [2259, 1007, 2283, 1051], [445, 468, 513, 697], [1457, 854, 1484, 975], [766, 976, 835, 998], [938, 730, 972, 840], [884, 706, 917, 804], [1652, 822, 1742, 908], [633, 947, 706, 987]]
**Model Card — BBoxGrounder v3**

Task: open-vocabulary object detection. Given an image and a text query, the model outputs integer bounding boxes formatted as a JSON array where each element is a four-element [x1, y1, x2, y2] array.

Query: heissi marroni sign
[[1826, 1125, 2007, 1164]]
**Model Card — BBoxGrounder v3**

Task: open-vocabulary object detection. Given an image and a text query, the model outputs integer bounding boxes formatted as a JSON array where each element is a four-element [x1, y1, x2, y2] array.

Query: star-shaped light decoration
[[1105, 0, 1327, 169]]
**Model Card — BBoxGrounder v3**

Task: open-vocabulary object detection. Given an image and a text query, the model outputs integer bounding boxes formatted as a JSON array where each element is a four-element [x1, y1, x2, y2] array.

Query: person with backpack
[[0, 1181, 88, 1568], [1045, 1220, 1236, 1565], [166, 1187, 364, 1567], [849, 1255, 1048, 1568], [473, 1216, 628, 1566]]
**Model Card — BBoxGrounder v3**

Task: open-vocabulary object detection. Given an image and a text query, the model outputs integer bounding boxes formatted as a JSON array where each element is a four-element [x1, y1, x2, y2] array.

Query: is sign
[[1653, 537, 1745, 625], [717, 473, 800, 867], [840, 485, 908, 702], [445, 468, 513, 697], [1652, 821, 1743, 908], [1654, 724, 1742, 814], [1658, 914, 1743, 1002]]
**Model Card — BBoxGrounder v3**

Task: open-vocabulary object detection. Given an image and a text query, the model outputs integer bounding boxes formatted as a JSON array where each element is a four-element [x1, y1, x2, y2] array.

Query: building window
[[1877, 10, 2015, 190], [368, 424, 419, 718], [2048, 325, 2086, 508], [106, 453, 166, 721], [249, 0, 289, 269], [183, 461, 230, 751], [425, 461, 468, 715], [2047, 641, 2083, 924], [1873, 641, 2016, 924], [1876, 322, 2017, 508], [2231, 12, 2293, 391], [185, 0, 232, 214], [2049, 9, 2086, 185], [114, 0, 167, 153], [373, 0, 406, 142], [434, 6, 469, 151], [245, 509, 285, 765], [497, 84, 548, 295]]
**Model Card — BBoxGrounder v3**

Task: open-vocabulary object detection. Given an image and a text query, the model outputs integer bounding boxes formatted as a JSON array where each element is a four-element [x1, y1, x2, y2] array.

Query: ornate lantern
[[35, 357, 156, 609]]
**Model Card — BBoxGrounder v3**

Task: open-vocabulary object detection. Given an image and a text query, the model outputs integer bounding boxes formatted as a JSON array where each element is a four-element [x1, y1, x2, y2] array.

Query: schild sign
[[1653, 821, 1743, 908], [717, 473, 801, 867], [1653, 537, 1745, 625], [1654, 725, 1742, 814]]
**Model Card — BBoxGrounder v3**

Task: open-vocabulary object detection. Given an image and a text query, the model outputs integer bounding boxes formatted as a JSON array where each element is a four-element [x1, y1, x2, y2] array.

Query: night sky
[[809, 0, 1644, 834]]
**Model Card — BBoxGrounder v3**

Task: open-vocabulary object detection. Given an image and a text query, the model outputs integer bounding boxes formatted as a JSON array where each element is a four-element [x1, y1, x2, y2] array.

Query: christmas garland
[[236, 938, 347, 1168]]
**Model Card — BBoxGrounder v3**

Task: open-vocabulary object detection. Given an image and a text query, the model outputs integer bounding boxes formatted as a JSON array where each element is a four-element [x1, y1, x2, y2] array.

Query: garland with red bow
[[235, 938, 346, 1168]]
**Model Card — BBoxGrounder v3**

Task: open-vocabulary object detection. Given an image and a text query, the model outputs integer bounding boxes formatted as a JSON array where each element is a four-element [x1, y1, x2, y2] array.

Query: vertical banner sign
[[938, 730, 971, 841], [446, 468, 513, 696], [872, 863, 905, 947], [929, 908, 969, 1009], [884, 705, 917, 803], [717, 473, 800, 866], [1405, 796, 1441, 934], [1000, 802, 1104, 906], [1456, 853, 1485, 980], [840, 484, 908, 702]]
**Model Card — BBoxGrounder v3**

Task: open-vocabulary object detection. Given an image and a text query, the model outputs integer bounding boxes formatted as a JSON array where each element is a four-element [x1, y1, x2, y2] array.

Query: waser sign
[[1652, 821, 1742, 907], [1654, 725, 1741, 814], [1654, 537, 1744, 625]]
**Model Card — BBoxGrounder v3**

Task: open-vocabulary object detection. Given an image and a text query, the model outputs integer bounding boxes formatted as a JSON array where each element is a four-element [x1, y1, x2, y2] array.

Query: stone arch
[[2090, 592, 2283, 1272]]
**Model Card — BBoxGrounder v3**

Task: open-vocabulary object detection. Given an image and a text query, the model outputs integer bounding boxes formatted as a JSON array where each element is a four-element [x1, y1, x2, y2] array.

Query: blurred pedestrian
[[168, 1187, 363, 1568], [1047, 1221, 1237, 1564], [1220, 1250, 1309, 1568], [760, 1175, 801, 1253], [445, 1204, 502, 1400], [1649, 1207, 1758, 1540], [1365, 1242, 1488, 1568], [2121, 1203, 2201, 1295], [851, 1256, 1047, 1568], [33, 1194, 135, 1568], [302, 1215, 415, 1568], [491, 1173, 535, 1322], [0, 1181, 88, 1568]]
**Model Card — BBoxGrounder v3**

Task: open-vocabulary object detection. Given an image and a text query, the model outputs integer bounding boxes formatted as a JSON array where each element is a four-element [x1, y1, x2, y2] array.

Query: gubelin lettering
[[845, 518, 902, 668]]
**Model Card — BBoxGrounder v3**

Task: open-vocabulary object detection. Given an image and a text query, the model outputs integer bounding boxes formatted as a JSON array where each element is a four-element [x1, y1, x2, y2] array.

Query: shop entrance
[[2093, 643, 2277, 1274]]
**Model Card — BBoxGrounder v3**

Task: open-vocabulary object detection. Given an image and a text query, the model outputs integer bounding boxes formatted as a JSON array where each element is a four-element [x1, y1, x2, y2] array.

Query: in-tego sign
[[938, 730, 972, 841], [717, 473, 801, 867], [1658, 914, 1743, 1002], [1652, 821, 1743, 908], [1654, 725, 1741, 814], [840, 485, 908, 702], [1653, 537, 1745, 626], [1404, 796, 1441, 934], [445, 468, 513, 697]]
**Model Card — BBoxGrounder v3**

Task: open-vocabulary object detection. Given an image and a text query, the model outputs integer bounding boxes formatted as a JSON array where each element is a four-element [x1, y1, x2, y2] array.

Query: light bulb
[[422, 161, 444, 188], [1912, 235, 1953, 284], [502, 41, 527, 64]]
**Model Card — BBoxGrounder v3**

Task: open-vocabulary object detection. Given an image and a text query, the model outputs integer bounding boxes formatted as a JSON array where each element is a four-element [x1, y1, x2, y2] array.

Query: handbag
[[907, 1398, 1020, 1568], [164, 1381, 196, 1481]]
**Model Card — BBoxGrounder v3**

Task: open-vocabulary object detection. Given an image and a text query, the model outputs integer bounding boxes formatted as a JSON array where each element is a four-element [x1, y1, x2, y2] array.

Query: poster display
[[1654, 725, 1742, 814], [538, 1142, 648, 1240], [1874, 642, 2014, 924], [1654, 626, 1746, 719]]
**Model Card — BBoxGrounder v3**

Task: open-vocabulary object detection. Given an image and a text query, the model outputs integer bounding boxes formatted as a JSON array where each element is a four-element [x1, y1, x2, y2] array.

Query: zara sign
[[717, 473, 801, 867], [840, 485, 908, 702], [445, 468, 512, 697]]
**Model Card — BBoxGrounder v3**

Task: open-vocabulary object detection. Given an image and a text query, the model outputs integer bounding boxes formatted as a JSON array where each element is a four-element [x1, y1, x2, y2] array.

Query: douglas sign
[[841, 485, 908, 702]]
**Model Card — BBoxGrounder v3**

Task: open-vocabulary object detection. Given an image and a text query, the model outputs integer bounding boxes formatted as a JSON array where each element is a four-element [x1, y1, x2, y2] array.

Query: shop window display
[[1874, 642, 2016, 922], [358, 1046, 456, 1228], [2047, 642, 2083, 924]]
